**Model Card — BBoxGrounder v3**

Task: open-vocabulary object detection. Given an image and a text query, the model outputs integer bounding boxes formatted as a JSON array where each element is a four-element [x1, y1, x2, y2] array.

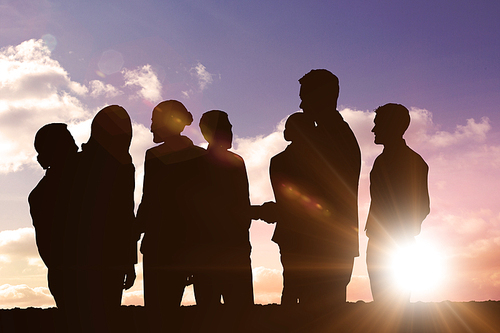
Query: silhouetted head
[[283, 112, 315, 143], [299, 69, 339, 118], [151, 100, 193, 143], [199, 110, 233, 150], [34, 123, 78, 170], [372, 103, 411, 145], [85, 105, 132, 162]]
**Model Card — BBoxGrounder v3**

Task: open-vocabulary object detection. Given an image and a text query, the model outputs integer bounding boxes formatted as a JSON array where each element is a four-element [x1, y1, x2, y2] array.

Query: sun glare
[[391, 242, 445, 293]]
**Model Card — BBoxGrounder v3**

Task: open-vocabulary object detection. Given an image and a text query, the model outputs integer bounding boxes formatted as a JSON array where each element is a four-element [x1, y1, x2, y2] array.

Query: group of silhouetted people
[[29, 69, 429, 331], [29, 106, 137, 332]]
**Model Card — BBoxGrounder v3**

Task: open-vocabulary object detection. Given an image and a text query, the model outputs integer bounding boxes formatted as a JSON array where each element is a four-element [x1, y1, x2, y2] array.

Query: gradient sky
[[0, 0, 499, 308]]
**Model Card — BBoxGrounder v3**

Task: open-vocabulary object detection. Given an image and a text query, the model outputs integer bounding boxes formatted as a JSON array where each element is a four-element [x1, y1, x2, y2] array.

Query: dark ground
[[1, 302, 500, 333]]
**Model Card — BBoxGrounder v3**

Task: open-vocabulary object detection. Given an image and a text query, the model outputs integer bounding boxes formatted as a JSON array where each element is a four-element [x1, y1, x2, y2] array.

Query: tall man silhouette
[[365, 103, 430, 304], [192, 110, 254, 308], [298, 69, 361, 307]]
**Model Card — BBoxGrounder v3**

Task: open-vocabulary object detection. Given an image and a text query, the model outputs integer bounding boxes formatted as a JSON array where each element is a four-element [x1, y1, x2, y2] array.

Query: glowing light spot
[[391, 242, 444, 293], [96, 70, 106, 78], [98, 49, 124, 75]]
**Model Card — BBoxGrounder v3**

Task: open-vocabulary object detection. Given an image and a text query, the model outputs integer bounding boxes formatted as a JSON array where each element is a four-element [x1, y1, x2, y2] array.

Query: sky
[[0, 0, 499, 308]]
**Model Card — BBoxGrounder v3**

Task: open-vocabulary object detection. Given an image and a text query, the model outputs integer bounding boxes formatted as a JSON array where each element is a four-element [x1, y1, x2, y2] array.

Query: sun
[[391, 241, 445, 293]]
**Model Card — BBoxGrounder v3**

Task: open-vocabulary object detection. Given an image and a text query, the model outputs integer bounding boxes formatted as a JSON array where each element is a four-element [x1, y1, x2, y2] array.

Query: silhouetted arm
[[233, 155, 252, 227], [28, 178, 53, 268], [409, 156, 430, 235]]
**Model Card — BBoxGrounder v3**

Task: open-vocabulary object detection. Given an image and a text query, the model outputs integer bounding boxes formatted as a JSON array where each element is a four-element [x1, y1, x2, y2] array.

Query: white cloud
[[129, 122, 154, 207], [0, 39, 162, 175], [252, 266, 282, 304], [89, 80, 123, 98], [0, 39, 91, 173], [232, 119, 287, 204], [0, 284, 55, 308], [122, 65, 162, 103], [340, 108, 381, 160], [122, 290, 144, 306], [0, 228, 49, 304], [190, 62, 214, 91], [404, 108, 491, 150], [0, 228, 40, 264]]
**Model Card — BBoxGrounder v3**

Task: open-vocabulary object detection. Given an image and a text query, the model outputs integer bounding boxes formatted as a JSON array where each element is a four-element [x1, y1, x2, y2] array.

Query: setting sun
[[391, 242, 445, 293]]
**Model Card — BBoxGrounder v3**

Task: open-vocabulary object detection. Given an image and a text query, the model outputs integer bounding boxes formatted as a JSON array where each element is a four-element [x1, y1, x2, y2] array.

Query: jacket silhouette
[[137, 100, 205, 331], [190, 110, 254, 308], [297, 70, 361, 307], [266, 112, 320, 305], [365, 103, 430, 304]]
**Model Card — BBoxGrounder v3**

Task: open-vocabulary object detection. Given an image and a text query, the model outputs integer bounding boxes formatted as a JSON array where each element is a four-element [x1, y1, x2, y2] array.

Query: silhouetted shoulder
[[375, 142, 428, 172], [146, 136, 206, 165], [407, 146, 428, 169], [224, 150, 245, 168]]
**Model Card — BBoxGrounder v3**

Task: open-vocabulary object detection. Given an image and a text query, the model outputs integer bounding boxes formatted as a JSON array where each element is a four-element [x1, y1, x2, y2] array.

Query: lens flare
[[98, 49, 125, 75], [391, 242, 444, 293]]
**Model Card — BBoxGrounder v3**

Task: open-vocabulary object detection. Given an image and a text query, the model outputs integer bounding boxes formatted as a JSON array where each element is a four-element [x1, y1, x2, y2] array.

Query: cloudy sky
[[0, 0, 499, 308]]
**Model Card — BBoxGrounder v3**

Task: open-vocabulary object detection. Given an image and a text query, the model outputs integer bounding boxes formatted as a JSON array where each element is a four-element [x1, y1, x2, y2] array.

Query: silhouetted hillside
[[1, 302, 500, 332]]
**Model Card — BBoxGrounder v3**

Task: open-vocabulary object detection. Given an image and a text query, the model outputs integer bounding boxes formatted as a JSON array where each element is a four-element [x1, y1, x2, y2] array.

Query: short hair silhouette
[[374, 103, 411, 137], [34, 123, 78, 169], [299, 69, 340, 98], [199, 110, 232, 148]]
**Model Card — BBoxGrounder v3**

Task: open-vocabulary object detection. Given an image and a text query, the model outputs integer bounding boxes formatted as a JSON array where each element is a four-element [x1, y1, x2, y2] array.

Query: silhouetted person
[[28, 123, 79, 313], [257, 112, 318, 306], [72, 105, 137, 332], [365, 103, 430, 304], [192, 110, 254, 309], [137, 100, 205, 330], [297, 70, 361, 308]]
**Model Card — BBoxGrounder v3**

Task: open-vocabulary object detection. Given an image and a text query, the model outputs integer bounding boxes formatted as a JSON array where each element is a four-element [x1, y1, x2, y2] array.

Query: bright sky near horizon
[[0, 0, 499, 308]]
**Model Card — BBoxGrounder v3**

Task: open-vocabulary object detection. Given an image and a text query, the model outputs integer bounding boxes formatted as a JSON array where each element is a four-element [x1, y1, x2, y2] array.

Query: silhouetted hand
[[256, 201, 279, 224], [123, 265, 136, 290], [249, 205, 263, 220]]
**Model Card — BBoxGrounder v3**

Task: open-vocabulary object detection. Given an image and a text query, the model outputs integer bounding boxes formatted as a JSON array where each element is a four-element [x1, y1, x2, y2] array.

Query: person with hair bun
[[137, 100, 206, 328]]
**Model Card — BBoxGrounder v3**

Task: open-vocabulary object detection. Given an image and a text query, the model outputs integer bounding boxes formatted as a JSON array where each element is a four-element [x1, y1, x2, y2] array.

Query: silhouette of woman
[[73, 105, 137, 332], [137, 100, 205, 328], [29, 123, 79, 312]]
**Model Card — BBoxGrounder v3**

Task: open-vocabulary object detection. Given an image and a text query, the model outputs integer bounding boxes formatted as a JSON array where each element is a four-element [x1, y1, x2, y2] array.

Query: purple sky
[[3, 1, 499, 135], [0, 0, 499, 307]]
